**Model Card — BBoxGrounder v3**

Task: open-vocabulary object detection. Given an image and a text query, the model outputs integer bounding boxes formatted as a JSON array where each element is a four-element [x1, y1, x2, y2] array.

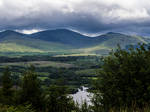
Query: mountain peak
[[0, 30, 24, 36], [52, 29, 71, 32], [3, 30, 17, 33], [106, 32, 121, 35], [0, 30, 26, 40]]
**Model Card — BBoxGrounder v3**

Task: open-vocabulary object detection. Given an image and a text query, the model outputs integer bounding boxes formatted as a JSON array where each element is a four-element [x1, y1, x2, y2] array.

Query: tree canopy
[[93, 44, 150, 111]]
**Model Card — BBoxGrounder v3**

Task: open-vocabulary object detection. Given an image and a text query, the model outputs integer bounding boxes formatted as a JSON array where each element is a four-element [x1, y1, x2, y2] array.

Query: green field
[[76, 69, 98, 75], [0, 61, 75, 68]]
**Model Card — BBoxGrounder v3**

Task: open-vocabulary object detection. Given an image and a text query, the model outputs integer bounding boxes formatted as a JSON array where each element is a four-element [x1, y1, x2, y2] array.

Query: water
[[71, 86, 93, 105]]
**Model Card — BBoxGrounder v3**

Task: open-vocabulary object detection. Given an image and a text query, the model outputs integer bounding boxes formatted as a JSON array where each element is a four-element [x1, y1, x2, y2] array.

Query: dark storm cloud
[[0, 0, 150, 35]]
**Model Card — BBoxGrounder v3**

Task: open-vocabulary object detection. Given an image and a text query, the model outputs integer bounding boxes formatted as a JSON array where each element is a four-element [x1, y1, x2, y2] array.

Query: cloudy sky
[[0, 0, 150, 35]]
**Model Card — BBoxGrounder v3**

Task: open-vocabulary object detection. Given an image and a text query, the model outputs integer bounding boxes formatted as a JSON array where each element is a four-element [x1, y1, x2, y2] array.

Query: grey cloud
[[0, 0, 150, 35]]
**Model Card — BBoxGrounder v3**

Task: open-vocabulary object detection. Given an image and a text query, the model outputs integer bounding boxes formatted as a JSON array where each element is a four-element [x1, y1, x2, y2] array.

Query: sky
[[0, 0, 150, 35]]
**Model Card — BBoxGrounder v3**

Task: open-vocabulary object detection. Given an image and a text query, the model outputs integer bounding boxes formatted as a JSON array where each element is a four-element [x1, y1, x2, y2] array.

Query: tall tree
[[20, 65, 43, 110], [45, 79, 75, 112], [1, 67, 13, 105]]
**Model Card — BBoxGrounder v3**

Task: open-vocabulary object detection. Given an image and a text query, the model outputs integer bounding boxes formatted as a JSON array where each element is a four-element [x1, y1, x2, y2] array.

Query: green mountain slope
[[0, 30, 74, 53], [77, 32, 147, 55], [100, 32, 146, 48], [0, 43, 44, 52], [30, 29, 103, 48], [0, 30, 149, 56]]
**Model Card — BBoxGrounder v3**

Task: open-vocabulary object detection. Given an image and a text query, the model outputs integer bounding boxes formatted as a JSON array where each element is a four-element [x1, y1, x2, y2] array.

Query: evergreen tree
[[20, 65, 43, 110], [1, 67, 13, 105], [46, 83, 75, 112]]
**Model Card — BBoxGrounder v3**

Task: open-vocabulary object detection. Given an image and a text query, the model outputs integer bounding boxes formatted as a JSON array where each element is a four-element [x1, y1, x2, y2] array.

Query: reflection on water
[[71, 86, 93, 105]]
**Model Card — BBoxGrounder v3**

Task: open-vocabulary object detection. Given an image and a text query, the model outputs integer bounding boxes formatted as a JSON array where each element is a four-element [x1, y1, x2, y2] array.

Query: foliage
[[45, 85, 76, 112], [0, 104, 35, 112], [0, 67, 13, 105], [93, 44, 150, 111], [20, 66, 43, 110]]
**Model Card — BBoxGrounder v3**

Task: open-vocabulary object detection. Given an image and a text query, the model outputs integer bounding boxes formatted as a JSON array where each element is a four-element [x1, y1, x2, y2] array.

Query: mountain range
[[0, 29, 149, 56]]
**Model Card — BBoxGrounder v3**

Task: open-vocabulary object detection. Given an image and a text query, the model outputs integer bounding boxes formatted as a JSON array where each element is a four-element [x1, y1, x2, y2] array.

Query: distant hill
[[96, 32, 146, 48], [30, 29, 101, 48], [76, 32, 148, 55], [0, 30, 74, 53], [0, 29, 149, 55]]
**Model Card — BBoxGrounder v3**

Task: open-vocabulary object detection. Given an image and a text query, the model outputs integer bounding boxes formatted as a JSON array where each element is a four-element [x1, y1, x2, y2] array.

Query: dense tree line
[[0, 55, 99, 63]]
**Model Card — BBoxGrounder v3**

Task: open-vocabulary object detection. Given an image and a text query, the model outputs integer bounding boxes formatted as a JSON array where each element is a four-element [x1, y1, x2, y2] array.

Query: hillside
[[30, 29, 102, 48], [77, 32, 148, 55], [0, 29, 149, 55], [0, 30, 74, 53], [98, 32, 146, 48]]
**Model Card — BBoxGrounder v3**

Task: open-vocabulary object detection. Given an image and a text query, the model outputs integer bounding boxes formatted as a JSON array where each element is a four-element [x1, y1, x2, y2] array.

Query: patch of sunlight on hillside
[[77, 44, 111, 53], [2, 37, 74, 51], [132, 35, 147, 44], [54, 53, 96, 57], [0, 43, 44, 52]]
